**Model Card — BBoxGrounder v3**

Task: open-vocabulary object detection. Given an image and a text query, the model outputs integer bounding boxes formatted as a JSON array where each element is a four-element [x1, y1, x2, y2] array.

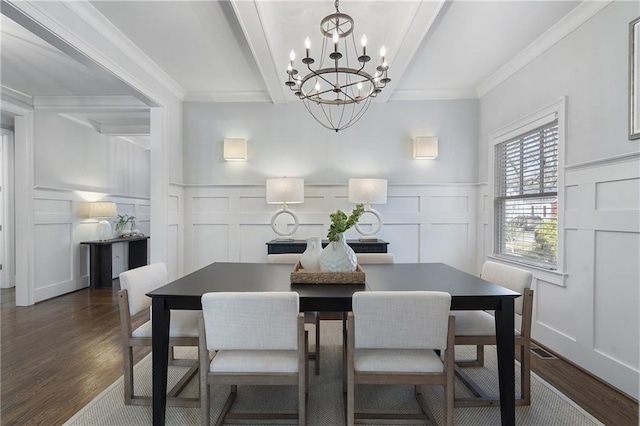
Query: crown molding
[[476, 1, 613, 98], [1, 85, 34, 107], [390, 88, 478, 101], [32, 95, 149, 112], [184, 91, 272, 103], [60, 1, 186, 102]]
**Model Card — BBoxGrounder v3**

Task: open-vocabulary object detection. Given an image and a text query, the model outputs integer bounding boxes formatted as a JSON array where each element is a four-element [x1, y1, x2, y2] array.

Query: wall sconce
[[413, 136, 438, 159], [89, 201, 117, 241], [223, 138, 247, 161], [348, 178, 387, 240], [266, 177, 304, 240]]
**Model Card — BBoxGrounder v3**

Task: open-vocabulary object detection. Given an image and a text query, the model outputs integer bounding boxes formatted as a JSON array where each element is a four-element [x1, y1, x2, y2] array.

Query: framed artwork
[[630, 16, 640, 140]]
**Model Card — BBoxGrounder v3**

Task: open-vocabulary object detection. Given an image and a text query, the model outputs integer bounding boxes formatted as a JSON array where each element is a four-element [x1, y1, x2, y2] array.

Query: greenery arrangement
[[115, 214, 136, 233], [327, 204, 364, 242]]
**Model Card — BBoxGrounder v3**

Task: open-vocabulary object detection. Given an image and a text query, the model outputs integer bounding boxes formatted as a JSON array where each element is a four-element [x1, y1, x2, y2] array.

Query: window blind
[[494, 121, 558, 268]]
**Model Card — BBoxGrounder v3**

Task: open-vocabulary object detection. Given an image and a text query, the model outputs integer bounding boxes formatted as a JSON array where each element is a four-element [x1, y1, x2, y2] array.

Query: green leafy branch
[[327, 204, 364, 242]]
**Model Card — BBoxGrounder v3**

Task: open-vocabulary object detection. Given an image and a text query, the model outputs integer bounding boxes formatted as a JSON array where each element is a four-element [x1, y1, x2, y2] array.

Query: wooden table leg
[[495, 297, 516, 426], [152, 297, 170, 426]]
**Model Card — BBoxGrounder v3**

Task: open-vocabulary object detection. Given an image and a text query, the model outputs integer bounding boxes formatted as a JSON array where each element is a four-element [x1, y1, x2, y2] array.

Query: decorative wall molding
[[183, 183, 478, 276], [32, 187, 150, 303], [476, 1, 613, 98], [478, 156, 640, 398], [564, 151, 640, 171]]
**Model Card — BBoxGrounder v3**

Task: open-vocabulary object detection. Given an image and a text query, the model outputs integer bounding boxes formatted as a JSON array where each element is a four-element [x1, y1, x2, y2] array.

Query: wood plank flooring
[[1, 285, 638, 425]]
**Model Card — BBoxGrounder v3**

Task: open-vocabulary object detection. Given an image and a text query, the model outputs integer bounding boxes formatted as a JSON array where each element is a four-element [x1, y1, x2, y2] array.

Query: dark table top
[[80, 235, 149, 245], [147, 262, 519, 312]]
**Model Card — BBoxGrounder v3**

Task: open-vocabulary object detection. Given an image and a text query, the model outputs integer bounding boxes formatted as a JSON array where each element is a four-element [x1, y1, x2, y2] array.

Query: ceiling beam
[[229, 0, 286, 105], [376, 0, 449, 103]]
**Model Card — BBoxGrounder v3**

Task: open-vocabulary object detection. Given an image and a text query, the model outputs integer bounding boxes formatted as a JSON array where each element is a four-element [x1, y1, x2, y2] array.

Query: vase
[[320, 233, 357, 272], [300, 237, 323, 271]]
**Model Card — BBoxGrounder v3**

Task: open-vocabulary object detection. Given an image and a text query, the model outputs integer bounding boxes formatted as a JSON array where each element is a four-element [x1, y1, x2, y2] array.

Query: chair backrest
[[201, 292, 299, 351], [266, 254, 302, 264], [356, 253, 395, 264], [481, 261, 533, 315], [119, 263, 168, 316], [352, 291, 451, 350]]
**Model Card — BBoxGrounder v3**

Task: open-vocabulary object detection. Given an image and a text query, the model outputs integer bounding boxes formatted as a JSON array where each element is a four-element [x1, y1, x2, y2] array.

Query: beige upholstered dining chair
[[453, 260, 534, 407], [267, 253, 321, 375], [118, 263, 200, 407], [199, 292, 307, 426], [346, 291, 455, 426]]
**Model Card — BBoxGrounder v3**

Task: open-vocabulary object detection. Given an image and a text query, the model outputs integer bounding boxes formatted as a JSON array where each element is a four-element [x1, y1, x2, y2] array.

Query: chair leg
[[455, 344, 485, 368], [299, 358, 307, 426], [123, 346, 134, 405], [200, 380, 209, 426], [521, 342, 531, 405], [314, 315, 320, 376]]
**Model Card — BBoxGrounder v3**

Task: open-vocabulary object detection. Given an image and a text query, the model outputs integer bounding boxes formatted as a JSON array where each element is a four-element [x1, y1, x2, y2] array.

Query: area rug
[[65, 321, 602, 425]]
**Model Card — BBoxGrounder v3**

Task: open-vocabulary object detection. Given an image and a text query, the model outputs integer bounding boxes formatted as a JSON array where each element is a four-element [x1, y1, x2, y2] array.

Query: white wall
[[35, 112, 150, 196], [478, 2, 639, 398], [183, 100, 478, 185], [32, 112, 150, 301], [182, 99, 480, 277]]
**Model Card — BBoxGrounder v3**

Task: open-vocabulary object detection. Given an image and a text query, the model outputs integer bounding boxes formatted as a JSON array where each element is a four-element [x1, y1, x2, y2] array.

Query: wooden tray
[[290, 262, 366, 284]]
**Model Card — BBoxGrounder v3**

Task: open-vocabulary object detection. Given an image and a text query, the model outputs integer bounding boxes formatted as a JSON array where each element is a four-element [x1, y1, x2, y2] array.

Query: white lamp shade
[[413, 136, 438, 159], [224, 138, 247, 161], [266, 178, 304, 204], [348, 178, 387, 205], [89, 201, 117, 218]]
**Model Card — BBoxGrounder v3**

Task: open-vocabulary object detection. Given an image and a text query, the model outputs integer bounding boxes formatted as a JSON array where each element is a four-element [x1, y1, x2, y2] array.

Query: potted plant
[[320, 204, 364, 272], [115, 214, 136, 237]]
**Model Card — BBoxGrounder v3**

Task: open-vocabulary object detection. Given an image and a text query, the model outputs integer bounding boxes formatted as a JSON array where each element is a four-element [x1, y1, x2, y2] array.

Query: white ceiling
[[1, 0, 582, 125]]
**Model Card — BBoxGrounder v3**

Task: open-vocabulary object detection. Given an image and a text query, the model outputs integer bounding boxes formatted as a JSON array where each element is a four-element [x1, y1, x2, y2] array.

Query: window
[[494, 121, 559, 269]]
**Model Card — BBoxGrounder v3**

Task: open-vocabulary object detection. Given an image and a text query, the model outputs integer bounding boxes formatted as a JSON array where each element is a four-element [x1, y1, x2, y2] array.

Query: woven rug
[[65, 321, 601, 425]]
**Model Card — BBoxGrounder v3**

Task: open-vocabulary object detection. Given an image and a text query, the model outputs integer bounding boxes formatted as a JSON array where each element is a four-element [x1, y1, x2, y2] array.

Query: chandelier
[[284, 0, 390, 132]]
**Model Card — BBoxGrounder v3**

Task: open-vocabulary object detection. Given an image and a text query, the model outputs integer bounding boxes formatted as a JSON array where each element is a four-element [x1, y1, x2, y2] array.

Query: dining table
[[148, 262, 520, 426]]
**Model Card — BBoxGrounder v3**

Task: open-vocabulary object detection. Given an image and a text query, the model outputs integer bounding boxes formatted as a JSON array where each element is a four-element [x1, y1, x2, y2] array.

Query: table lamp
[[266, 177, 304, 240], [89, 201, 117, 241], [348, 178, 387, 240]]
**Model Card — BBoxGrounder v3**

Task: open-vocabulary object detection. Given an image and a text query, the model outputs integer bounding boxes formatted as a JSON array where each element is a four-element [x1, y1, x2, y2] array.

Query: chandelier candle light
[[285, 0, 390, 132]]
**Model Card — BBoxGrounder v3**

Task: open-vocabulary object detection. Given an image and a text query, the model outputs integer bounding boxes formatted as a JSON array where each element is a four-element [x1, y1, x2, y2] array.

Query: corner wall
[[478, 1, 639, 398]]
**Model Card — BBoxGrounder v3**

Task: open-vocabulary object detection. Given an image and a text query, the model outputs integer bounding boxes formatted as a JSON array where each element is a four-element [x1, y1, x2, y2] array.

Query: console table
[[266, 239, 388, 254], [81, 236, 150, 288]]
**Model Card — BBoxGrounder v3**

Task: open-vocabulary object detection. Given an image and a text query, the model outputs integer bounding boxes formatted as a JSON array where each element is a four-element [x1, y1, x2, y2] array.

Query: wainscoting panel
[[183, 184, 478, 275], [593, 230, 639, 369], [32, 187, 150, 302], [476, 154, 640, 398]]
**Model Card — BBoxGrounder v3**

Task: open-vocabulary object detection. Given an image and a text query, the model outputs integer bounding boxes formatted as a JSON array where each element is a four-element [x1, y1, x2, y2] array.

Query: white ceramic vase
[[300, 237, 323, 271], [320, 233, 357, 272]]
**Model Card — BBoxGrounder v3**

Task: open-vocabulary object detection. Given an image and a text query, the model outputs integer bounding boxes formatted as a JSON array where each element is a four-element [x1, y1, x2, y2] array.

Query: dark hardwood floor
[[1, 285, 638, 425]]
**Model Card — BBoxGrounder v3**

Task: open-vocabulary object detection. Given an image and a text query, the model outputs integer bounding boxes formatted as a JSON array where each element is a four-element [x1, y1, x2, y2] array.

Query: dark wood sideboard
[[81, 236, 150, 288], [266, 239, 388, 254]]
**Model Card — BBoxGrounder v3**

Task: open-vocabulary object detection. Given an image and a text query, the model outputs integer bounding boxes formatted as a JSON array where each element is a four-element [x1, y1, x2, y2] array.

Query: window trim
[[488, 97, 566, 284]]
